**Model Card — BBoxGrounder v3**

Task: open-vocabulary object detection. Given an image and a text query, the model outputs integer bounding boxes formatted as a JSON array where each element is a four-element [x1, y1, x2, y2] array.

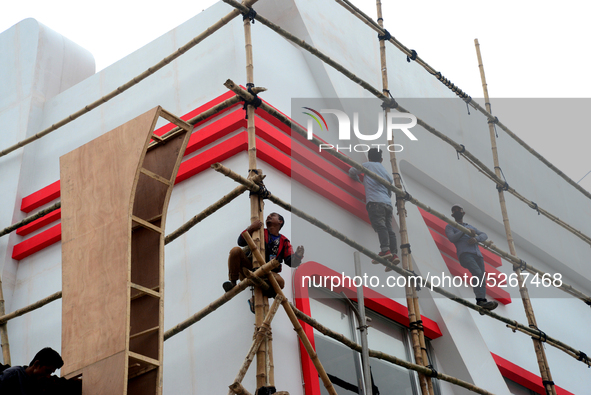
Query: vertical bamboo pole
[[0, 276, 10, 365], [376, 2, 432, 394], [243, 7, 272, 389], [475, 39, 556, 395]]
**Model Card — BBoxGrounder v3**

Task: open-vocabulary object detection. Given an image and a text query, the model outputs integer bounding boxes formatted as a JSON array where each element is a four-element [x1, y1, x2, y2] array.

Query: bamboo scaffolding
[[376, 3, 432, 393], [291, 303, 495, 395], [0, 291, 62, 325], [219, 2, 591, 251], [0, 2, 259, 159], [212, 163, 591, 367], [229, 295, 283, 395], [475, 39, 556, 395], [222, 80, 591, 305], [332, 0, 591, 203], [163, 259, 279, 340], [241, 231, 338, 395]]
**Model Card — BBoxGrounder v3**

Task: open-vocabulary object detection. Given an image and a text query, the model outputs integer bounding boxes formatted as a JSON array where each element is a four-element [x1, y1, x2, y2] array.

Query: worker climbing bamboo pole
[[241, 4, 273, 389], [475, 39, 557, 395], [376, 2, 432, 394]]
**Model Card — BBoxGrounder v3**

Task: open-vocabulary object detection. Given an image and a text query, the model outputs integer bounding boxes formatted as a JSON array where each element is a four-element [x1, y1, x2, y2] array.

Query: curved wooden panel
[[61, 107, 192, 395]]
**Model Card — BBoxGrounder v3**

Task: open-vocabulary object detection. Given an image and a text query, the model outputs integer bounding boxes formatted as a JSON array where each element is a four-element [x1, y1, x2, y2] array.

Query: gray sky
[[2, 0, 590, 189]]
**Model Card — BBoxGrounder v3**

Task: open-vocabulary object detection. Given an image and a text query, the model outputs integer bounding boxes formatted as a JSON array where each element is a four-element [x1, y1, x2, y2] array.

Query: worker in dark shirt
[[0, 347, 63, 395], [223, 212, 304, 297]]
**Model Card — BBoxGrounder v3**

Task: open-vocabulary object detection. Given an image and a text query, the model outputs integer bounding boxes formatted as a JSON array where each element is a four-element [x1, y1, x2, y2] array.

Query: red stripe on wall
[[21, 181, 61, 214], [12, 223, 62, 260], [492, 353, 574, 395], [16, 209, 62, 236]]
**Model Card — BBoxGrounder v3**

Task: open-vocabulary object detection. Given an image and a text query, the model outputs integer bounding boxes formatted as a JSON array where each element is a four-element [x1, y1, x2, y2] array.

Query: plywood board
[[60, 107, 160, 377]]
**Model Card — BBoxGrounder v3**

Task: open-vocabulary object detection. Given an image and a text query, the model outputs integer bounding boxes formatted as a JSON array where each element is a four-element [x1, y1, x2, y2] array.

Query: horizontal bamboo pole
[[229, 295, 283, 395], [0, 1, 259, 159], [0, 291, 62, 325], [163, 258, 279, 340], [222, 81, 591, 304], [213, 163, 591, 367], [333, 0, 591, 202], [0, 202, 61, 238], [291, 303, 494, 395]]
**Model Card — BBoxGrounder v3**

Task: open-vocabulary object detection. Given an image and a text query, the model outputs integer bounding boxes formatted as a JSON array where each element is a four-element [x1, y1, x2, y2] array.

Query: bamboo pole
[[333, 0, 591, 202], [375, 3, 431, 394], [230, 382, 253, 395], [0, 2, 260, 159], [290, 303, 495, 395], [0, 276, 10, 365], [218, 3, 591, 247], [241, 231, 339, 395], [0, 202, 61, 238], [240, 4, 271, 387], [475, 39, 556, 395], [229, 295, 283, 395], [0, 291, 62, 325], [213, 163, 591, 367], [163, 259, 279, 340], [165, 174, 262, 244], [221, 81, 591, 305]]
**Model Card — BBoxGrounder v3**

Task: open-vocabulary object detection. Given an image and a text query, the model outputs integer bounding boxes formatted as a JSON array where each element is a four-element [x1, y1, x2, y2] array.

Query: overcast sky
[[2, 0, 590, 189]]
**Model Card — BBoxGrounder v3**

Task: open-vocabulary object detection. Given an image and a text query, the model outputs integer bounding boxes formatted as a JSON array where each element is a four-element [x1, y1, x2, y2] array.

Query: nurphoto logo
[[302, 107, 418, 153]]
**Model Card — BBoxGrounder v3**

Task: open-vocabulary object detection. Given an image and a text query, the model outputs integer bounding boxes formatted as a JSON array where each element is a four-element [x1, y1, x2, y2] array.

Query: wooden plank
[[129, 326, 160, 340], [130, 283, 160, 299], [81, 352, 127, 395], [131, 216, 163, 234], [128, 351, 160, 367], [140, 168, 171, 186], [158, 108, 192, 132]]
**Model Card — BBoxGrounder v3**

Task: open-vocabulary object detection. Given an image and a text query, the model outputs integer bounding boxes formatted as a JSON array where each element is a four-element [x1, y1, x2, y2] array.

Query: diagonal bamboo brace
[[229, 295, 284, 395], [229, 382, 253, 395], [240, 231, 338, 395]]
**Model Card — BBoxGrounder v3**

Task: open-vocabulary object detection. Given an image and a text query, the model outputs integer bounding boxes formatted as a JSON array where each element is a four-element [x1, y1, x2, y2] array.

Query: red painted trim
[[294, 261, 442, 395], [491, 353, 574, 395], [419, 208, 501, 268], [16, 209, 61, 236], [184, 110, 246, 157], [12, 223, 61, 260], [20, 181, 61, 214]]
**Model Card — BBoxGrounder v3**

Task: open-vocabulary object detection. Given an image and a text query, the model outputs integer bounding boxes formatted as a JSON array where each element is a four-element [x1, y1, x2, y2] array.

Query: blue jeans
[[366, 202, 397, 253], [459, 253, 486, 299]]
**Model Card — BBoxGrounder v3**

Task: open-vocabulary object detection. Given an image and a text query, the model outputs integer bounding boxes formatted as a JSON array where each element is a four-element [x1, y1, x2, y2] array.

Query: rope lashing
[[395, 191, 412, 202], [400, 243, 412, 254], [456, 144, 466, 160], [242, 83, 262, 118], [529, 325, 547, 342], [433, 72, 470, 100], [514, 259, 527, 272], [488, 115, 499, 138], [494, 166, 509, 192], [409, 320, 423, 332], [380, 89, 398, 110], [242, 7, 257, 23], [420, 346, 439, 378], [530, 201, 541, 215], [406, 49, 417, 63], [248, 169, 270, 199], [378, 29, 391, 41], [465, 97, 472, 115], [577, 351, 590, 367]]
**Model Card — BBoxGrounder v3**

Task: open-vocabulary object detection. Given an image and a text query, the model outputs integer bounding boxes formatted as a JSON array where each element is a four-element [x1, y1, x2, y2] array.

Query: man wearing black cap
[[445, 204, 498, 311]]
